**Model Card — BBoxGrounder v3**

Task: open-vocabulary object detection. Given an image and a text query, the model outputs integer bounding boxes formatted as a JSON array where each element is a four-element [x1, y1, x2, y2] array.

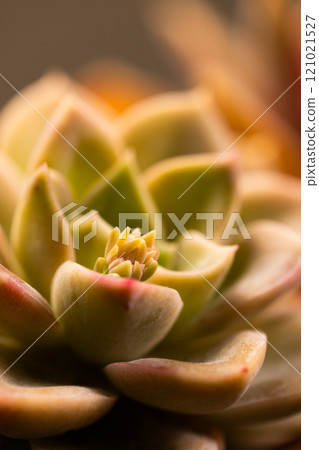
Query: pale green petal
[[0, 226, 26, 280], [83, 150, 157, 228], [28, 93, 122, 198], [148, 231, 237, 337], [10, 165, 75, 299], [0, 72, 71, 169], [49, 168, 73, 207], [117, 89, 226, 170], [0, 153, 22, 235], [144, 151, 239, 239], [72, 214, 112, 269]]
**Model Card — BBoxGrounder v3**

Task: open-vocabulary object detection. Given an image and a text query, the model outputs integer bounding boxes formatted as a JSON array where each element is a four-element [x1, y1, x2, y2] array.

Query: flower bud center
[[94, 227, 159, 281]]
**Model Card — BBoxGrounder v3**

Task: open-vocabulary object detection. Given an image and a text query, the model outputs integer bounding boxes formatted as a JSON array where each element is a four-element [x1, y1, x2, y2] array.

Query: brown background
[[0, 0, 229, 106]]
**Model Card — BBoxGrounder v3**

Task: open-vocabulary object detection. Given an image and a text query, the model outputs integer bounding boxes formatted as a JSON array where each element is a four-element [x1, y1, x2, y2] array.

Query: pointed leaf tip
[[10, 165, 75, 299]]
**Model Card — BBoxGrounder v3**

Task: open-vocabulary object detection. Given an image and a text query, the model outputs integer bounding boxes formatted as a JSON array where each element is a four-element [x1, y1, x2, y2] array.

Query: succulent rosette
[[0, 70, 300, 449]]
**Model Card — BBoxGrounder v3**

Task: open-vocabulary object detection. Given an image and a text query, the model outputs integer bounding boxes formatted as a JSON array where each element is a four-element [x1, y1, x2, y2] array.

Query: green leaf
[[10, 165, 75, 299], [118, 90, 224, 170], [27, 93, 122, 199], [0, 226, 26, 280], [148, 231, 237, 337], [144, 151, 239, 239], [0, 72, 71, 169], [83, 150, 157, 229], [72, 213, 112, 269], [0, 153, 22, 236]]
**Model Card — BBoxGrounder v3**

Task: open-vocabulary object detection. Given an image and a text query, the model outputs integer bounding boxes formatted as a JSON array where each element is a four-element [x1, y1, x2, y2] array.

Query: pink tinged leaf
[[0, 264, 61, 347], [105, 330, 267, 414], [192, 220, 301, 335], [0, 378, 116, 439], [51, 261, 183, 365]]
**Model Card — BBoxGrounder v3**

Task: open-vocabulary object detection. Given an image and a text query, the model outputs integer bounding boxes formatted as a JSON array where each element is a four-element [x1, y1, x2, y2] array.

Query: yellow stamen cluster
[[94, 227, 160, 281]]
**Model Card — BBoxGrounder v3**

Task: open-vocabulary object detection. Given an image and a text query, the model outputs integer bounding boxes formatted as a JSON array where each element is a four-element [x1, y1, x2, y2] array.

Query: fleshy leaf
[[241, 171, 301, 231], [0, 153, 22, 235], [0, 72, 71, 169], [148, 231, 237, 336], [0, 227, 26, 280], [190, 221, 300, 337], [0, 265, 61, 347], [10, 165, 75, 299], [48, 168, 73, 207], [28, 93, 122, 198], [51, 261, 183, 365], [206, 290, 301, 424], [0, 383, 114, 440], [72, 213, 112, 269], [83, 150, 157, 228], [156, 240, 179, 270], [117, 89, 225, 170], [144, 151, 238, 239], [0, 346, 116, 439], [105, 330, 267, 414], [198, 220, 300, 332]]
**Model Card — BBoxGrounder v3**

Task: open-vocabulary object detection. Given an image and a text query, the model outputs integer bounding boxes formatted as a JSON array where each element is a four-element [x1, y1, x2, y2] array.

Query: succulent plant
[[0, 69, 300, 449]]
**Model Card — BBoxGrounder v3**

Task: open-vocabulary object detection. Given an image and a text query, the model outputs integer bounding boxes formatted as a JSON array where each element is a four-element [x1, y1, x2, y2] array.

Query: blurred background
[[0, 0, 229, 106], [0, 0, 300, 176]]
